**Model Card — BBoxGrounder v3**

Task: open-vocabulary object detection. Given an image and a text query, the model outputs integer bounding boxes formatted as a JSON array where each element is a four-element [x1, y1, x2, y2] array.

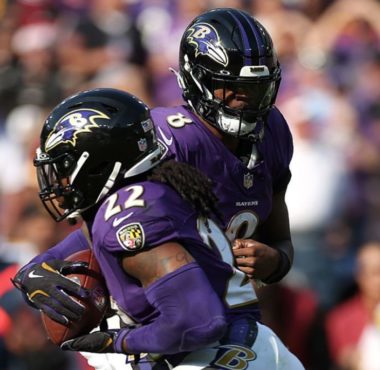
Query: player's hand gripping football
[[233, 239, 280, 280], [12, 260, 90, 324]]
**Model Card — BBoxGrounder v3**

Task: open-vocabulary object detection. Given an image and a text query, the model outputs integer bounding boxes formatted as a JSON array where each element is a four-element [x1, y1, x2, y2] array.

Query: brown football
[[41, 249, 109, 345]]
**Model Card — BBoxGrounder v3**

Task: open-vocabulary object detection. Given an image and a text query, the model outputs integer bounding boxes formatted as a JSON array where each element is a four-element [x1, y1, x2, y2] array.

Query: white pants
[[173, 323, 304, 370], [81, 322, 304, 370]]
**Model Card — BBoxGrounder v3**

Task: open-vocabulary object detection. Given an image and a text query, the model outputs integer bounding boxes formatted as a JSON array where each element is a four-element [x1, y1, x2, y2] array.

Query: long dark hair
[[148, 159, 222, 222], [82, 159, 221, 226]]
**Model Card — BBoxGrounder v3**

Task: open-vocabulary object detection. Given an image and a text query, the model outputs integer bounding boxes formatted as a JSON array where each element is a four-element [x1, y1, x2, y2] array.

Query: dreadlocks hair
[[148, 159, 222, 222]]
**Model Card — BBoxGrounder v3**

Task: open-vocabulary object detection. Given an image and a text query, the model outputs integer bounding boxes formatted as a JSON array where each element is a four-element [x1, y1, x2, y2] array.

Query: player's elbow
[[156, 304, 227, 353], [178, 315, 227, 352], [124, 315, 227, 355]]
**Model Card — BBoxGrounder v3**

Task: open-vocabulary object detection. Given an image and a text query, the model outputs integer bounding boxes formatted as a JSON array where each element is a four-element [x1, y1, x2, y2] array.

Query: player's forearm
[[28, 229, 90, 266], [120, 263, 227, 354], [261, 239, 293, 284]]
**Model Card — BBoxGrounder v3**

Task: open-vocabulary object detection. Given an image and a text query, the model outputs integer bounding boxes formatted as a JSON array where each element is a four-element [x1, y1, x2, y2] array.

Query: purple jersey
[[152, 105, 293, 238], [91, 180, 258, 324], [25, 104, 291, 334]]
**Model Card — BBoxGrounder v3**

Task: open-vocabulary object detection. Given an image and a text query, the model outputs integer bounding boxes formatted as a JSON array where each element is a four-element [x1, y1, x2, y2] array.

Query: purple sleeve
[[27, 229, 90, 266], [115, 263, 226, 354], [268, 107, 293, 193], [151, 107, 186, 162]]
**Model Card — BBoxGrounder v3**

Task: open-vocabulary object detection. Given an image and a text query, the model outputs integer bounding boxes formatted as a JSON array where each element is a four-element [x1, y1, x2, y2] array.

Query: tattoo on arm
[[159, 250, 193, 273], [122, 242, 194, 287]]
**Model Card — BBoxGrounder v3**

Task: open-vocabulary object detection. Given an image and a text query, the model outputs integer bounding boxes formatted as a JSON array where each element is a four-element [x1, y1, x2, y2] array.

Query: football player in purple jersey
[[154, 8, 293, 287], [13, 88, 304, 369], [12, 8, 303, 370]]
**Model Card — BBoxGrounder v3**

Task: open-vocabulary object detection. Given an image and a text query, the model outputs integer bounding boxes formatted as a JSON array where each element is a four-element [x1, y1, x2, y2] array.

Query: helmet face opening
[[210, 70, 279, 138], [35, 151, 84, 221], [212, 76, 277, 114], [179, 8, 281, 139]]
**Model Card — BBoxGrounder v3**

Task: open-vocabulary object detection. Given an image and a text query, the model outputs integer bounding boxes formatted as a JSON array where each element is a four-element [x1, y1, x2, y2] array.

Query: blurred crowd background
[[0, 0, 380, 369]]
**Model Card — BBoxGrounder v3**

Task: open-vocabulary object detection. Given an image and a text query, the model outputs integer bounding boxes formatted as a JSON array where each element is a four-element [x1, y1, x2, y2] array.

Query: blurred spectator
[[250, 0, 313, 67], [0, 104, 46, 238], [0, 202, 85, 369], [1, 291, 79, 370], [83, 62, 152, 107], [0, 261, 88, 370], [325, 241, 380, 370], [0, 17, 20, 119], [10, 20, 63, 108], [257, 282, 324, 369], [0, 104, 44, 193], [53, 0, 147, 99], [280, 71, 355, 308], [0, 261, 25, 370], [137, 0, 209, 106], [0, 202, 62, 266], [74, 0, 147, 65], [0, 262, 19, 341]]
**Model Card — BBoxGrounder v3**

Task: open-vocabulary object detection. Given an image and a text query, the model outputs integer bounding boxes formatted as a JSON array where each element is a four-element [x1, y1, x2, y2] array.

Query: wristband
[[262, 248, 291, 284]]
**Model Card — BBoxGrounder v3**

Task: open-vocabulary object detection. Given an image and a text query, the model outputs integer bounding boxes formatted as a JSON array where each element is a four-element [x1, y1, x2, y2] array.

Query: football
[[41, 249, 109, 345]]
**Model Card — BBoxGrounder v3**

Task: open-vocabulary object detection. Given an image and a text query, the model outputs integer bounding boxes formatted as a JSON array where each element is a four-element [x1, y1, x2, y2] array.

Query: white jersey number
[[197, 216, 258, 307]]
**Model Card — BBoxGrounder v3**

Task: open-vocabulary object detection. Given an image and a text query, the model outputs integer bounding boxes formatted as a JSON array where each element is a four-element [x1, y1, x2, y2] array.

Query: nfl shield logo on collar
[[243, 173, 254, 189]]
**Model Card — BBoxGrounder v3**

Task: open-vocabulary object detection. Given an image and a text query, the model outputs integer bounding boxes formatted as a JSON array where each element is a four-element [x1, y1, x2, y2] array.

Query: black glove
[[12, 260, 90, 325], [61, 329, 124, 353]]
